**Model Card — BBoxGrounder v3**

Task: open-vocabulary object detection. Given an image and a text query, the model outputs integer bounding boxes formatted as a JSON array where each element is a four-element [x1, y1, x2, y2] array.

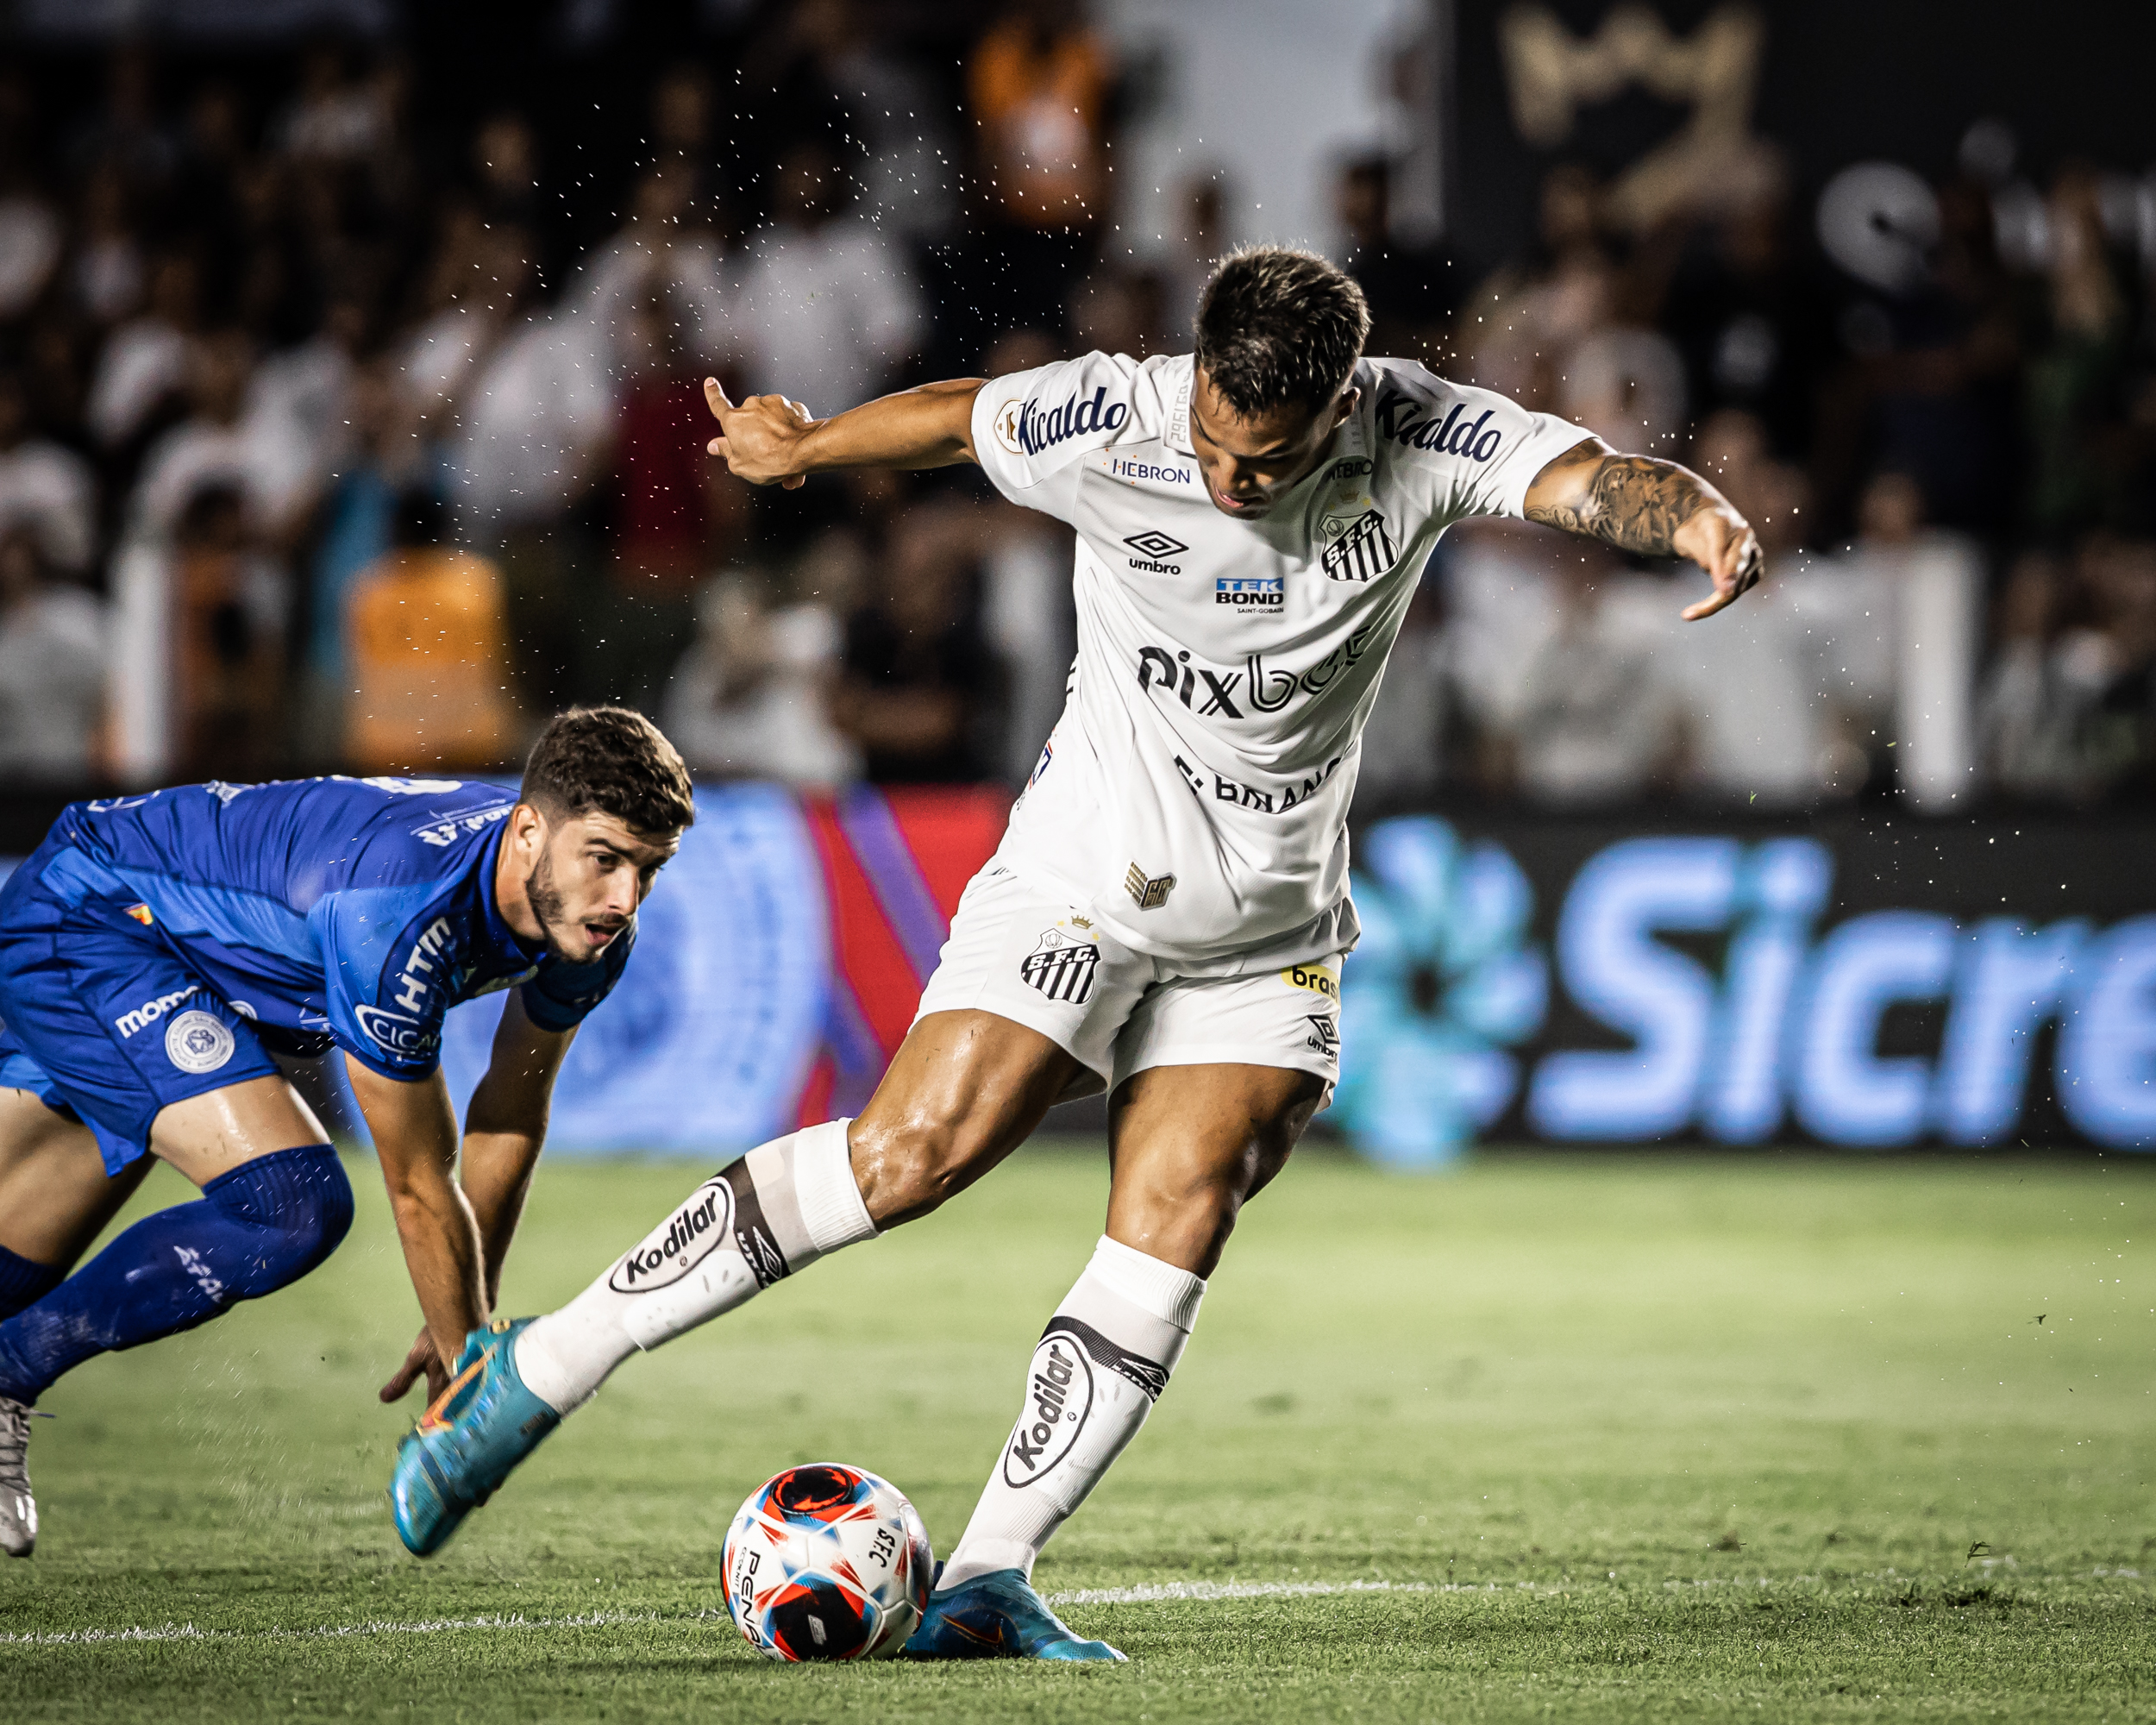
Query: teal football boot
[[389, 1318, 560, 1557], [903, 1566, 1126, 1661]]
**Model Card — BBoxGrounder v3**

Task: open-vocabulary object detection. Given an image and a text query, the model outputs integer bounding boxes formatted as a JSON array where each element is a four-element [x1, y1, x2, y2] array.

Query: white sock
[[937, 1236, 1205, 1591], [513, 1120, 875, 1413]]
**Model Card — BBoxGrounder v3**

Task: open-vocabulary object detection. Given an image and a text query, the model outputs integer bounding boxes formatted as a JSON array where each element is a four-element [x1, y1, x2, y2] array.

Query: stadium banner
[[1333, 812, 2156, 1163], [448, 798, 2156, 1160], [1, 792, 2147, 1157]]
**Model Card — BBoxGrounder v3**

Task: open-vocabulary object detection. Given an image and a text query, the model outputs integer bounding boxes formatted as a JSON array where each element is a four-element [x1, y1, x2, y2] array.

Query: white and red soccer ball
[[721, 1463, 933, 1661]]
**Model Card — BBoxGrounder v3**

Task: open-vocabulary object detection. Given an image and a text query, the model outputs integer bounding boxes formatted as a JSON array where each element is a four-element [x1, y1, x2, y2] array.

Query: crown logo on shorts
[[1124, 863, 1175, 911]]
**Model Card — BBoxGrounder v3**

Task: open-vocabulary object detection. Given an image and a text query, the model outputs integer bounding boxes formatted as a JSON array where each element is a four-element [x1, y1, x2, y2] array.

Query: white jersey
[[972, 351, 1590, 969]]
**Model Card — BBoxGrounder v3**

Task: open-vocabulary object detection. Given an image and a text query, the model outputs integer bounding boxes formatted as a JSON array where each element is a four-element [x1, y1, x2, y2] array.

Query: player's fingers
[[1733, 535, 1764, 594], [707, 436, 729, 459], [1711, 528, 1742, 580], [1680, 580, 1740, 622], [703, 376, 732, 422], [1686, 530, 1761, 622], [782, 474, 806, 490], [378, 1358, 420, 1402]]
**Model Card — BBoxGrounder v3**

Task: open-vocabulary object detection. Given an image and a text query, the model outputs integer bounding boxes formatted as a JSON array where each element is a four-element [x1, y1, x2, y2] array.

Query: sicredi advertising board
[[1332, 813, 2156, 1160]]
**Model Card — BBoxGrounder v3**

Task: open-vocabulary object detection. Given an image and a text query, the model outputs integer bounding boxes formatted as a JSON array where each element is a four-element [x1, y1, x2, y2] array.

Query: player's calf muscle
[[1105, 1164, 1269, 1276], [1105, 1065, 1321, 1276], [849, 1105, 1024, 1226], [849, 1012, 1080, 1226]]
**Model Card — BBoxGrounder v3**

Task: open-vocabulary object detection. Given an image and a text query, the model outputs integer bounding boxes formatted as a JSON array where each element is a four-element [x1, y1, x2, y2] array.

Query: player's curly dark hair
[[1194, 247, 1370, 418], [520, 706, 697, 835]]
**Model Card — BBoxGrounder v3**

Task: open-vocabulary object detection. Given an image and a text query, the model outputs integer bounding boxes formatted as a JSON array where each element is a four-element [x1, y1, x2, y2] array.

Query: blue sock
[[0, 1244, 63, 1320], [0, 1145, 353, 1405]]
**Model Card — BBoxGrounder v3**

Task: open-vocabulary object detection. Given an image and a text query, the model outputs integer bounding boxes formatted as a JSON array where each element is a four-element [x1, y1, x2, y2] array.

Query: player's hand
[[1673, 503, 1764, 622], [379, 1326, 449, 1404], [704, 378, 812, 490]]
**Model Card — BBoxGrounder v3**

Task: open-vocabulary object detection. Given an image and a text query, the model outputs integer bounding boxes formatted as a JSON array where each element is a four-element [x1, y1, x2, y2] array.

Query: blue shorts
[[0, 841, 279, 1175]]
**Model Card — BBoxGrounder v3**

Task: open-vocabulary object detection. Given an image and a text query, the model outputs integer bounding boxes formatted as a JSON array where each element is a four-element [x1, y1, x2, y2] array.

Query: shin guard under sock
[[513, 1119, 876, 1414], [937, 1235, 1206, 1590], [0, 1145, 353, 1404]]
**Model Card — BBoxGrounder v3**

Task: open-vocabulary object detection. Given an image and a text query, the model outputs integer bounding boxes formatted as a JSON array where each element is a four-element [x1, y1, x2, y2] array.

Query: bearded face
[[523, 837, 634, 964], [498, 805, 679, 969]]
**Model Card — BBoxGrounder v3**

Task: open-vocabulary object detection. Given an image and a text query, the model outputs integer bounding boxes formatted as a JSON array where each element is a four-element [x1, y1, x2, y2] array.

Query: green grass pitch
[[2, 1142, 2150, 1722]]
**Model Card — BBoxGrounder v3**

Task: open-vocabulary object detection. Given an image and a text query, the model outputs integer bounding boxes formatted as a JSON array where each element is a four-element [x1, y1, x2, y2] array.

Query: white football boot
[[0, 1394, 38, 1557]]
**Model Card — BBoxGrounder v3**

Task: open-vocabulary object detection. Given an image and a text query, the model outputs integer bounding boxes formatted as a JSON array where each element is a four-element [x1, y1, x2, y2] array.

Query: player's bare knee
[[1243, 1135, 1298, 1204]]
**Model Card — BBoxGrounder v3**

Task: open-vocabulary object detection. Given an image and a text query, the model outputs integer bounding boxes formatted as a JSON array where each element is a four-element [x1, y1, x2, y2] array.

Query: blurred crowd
[[1388, 140, 2156, 813], [0, 9, 2152, 812]]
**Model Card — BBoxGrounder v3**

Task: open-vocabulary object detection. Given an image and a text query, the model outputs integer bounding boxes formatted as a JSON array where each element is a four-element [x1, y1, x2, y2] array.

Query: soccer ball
[[721, 1463, 934, 1661]]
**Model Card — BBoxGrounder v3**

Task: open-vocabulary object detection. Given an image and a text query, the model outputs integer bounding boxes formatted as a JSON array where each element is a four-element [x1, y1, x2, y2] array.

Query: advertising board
[[1332, 812, 2156, 1160], [3, 790, 2142, 1157]]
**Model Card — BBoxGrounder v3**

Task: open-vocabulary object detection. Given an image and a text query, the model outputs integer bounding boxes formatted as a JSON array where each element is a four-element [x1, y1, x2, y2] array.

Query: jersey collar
[[1164, 355, 1196, 456]]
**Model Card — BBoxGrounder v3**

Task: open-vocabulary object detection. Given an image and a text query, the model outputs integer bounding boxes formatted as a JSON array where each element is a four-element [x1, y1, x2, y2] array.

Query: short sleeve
[[971, 351, 1144, 524], [1371, 369, 1594, 525], [314, 889, 454, 1081], [520, 919, 636, 1032]]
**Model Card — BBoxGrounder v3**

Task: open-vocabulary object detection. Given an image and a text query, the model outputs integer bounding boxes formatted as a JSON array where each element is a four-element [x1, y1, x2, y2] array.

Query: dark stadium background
[[4, 14, 2152, 1721], [0, 0, 2150, 1160]]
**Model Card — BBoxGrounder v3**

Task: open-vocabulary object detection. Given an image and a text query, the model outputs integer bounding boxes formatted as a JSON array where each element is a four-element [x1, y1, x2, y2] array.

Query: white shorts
[[912, 866, 1345, 1104]]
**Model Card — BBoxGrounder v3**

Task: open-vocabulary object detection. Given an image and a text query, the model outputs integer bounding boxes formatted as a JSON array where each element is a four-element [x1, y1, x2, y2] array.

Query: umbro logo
[[1124, 530, 1189, 560]]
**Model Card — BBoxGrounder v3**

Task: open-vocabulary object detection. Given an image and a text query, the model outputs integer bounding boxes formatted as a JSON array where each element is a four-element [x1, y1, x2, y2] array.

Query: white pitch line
[[0, 1580, 1542, 1649], [1046, 1578, 1438, 1606], [19, 1567, 2048, 1651], [0, 1609, 697, 1649], [0, 1585, 1461, 1650], [1, 1622, 218, 1647]]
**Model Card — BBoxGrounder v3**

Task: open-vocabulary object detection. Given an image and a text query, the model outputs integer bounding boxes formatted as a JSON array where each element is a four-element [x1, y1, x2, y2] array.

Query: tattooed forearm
[[1524, 455, 1713, 557]]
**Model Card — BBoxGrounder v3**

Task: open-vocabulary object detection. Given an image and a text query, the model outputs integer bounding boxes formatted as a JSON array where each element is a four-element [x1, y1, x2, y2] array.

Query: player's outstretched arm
[[346, 1057, 488, 1377], [703, 376, 982, 490], [457, 994, 574, 1310], [376, 994, 576, 1403], [1522, 436, 1764, 621]]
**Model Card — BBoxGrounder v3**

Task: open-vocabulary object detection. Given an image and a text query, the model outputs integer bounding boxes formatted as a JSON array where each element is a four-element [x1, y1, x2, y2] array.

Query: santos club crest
[[1018, 926, 1100, 1004], [1320, 509, 1397, 583]]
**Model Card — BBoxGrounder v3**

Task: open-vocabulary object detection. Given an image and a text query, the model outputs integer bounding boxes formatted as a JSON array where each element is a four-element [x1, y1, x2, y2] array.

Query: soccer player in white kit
[[392, 249, 1762, 1655]]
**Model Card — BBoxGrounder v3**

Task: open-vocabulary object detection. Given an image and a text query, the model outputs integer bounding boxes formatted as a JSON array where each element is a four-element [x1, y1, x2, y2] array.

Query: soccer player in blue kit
[[0, 707, 695, 1557]]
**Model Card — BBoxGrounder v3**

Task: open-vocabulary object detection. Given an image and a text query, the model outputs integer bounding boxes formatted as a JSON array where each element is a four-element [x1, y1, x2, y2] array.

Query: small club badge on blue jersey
[[164, 1009, 235, 1075]]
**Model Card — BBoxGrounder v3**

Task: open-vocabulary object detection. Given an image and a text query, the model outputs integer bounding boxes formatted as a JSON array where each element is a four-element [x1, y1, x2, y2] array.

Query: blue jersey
[[16, 775, 632, 1082]]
